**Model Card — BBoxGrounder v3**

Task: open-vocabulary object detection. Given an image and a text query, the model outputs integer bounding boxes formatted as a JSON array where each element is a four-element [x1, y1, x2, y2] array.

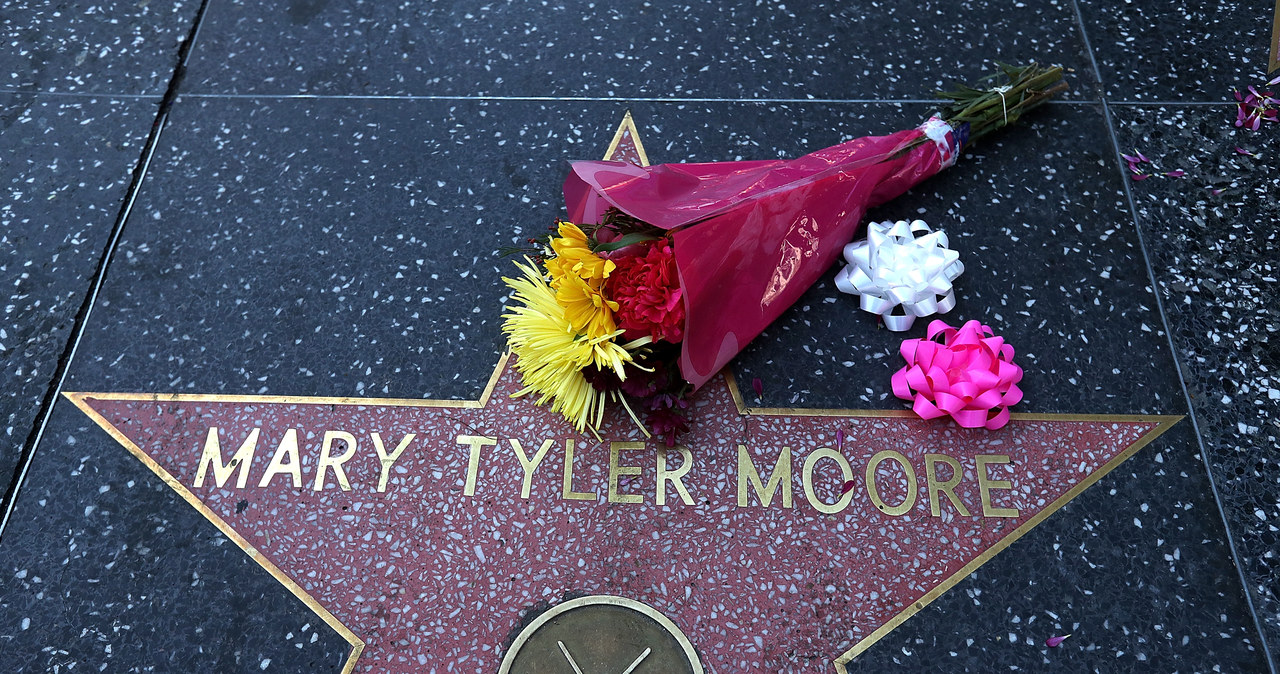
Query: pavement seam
[[0, 0, 214, 541], [1069, 0, 1278, 670], [119, 93, 1125, 105]]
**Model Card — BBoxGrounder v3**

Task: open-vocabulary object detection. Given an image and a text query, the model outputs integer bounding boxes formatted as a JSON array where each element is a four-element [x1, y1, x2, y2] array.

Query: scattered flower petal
[[1131, 173, 1151, 181], [1232, 79, 1278, 130], [1211, 188, 1224, 195], [840, 480, 858, 495], [837, 428, 845, 452], [1235, 146, 1255, 156], [752, 377, 764, 400], [1045, 634, 1072, 648], [1163, 170, 1185, 177]]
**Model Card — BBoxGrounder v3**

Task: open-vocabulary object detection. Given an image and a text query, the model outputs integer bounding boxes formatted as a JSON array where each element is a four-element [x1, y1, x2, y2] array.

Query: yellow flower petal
[[501, 258, 643, 433]]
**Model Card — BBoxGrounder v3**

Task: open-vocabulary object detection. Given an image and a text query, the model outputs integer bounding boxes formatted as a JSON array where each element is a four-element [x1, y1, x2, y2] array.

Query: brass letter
[[371, 432, 416, 493], [314, 431, 358, 492], [607, 441, 644, 504], [194, 427, 260, 489], [976, 454, 1020, 518], [456, 434, 497, 497], [865, 450, 918, 517], [510, 438, 555, 499], [657, 446, 694, 506], [803, 447, 855, 515], [561, 439, 595, 501], [258, 428, 302, 488], [924, 453, 970, 517], [736, 445, 792, 508]]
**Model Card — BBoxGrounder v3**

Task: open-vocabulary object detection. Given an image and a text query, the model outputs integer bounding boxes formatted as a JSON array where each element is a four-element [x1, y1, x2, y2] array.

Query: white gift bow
[[834, 219, 964, 332]]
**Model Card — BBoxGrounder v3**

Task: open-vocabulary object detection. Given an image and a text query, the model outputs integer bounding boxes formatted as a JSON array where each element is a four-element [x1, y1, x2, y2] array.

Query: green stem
[[939, 62, 1069, 147]]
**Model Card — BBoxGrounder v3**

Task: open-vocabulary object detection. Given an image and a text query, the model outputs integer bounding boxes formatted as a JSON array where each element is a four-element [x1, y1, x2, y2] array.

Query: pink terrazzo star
[[68, 354, 1177, 673]]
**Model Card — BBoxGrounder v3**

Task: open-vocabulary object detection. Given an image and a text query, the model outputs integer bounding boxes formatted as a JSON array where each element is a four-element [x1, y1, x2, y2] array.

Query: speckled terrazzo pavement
[[1, 0, 1278, 672], [0, 94, 151, 492], [1112, 104, 1280, 658], [1, 0, 201, 539]]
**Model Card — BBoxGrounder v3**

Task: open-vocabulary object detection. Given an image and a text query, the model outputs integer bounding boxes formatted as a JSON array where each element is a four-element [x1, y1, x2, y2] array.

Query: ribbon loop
[[890, 319, 1024, 430], [834, 220, 965, 332]]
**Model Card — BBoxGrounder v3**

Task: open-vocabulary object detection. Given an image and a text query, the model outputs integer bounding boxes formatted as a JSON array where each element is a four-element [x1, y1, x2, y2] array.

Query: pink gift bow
[[890, 319, 1024, 430]]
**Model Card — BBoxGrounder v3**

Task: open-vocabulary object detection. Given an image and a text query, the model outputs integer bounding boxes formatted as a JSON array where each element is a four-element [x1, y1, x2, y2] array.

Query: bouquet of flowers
[[502, 63, 1067, 441]]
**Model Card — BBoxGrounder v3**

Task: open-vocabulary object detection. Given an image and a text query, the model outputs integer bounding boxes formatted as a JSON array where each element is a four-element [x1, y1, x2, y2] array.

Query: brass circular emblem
[[499, 595, 703, 674]]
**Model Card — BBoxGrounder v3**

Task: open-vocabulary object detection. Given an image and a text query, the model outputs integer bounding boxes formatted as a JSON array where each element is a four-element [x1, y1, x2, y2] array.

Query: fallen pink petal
[[1046, 634, 1073, 648], [1235, 147, 1255, 156], [1232, 79, 1278, 130], [836, 428, 845, 451], [840, 480, 858, 495], [1131, 173, 1151, 181], [1163, 170, 1185, 177], [752, 377, 764, 399], [1211, 188, 1225, 195]]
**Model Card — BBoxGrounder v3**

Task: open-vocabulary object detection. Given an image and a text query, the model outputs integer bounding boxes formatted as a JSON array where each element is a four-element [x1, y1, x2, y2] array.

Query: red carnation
[[608, 240, 685, 343]]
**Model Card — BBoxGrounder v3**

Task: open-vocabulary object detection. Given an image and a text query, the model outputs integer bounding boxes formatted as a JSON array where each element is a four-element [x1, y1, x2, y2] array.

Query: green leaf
[[592, 232, 661, 253]]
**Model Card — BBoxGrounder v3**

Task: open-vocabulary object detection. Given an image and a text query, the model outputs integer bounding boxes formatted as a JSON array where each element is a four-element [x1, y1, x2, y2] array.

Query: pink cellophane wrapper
[[564, 120, 956, 388]]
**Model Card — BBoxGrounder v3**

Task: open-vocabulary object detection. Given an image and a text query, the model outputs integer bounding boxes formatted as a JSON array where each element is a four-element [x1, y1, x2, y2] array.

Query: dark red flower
[[620, 357, 680, 399], [581, 364, 623, 392], [648, 405, 690, 447], [608, 239, 686, 343]]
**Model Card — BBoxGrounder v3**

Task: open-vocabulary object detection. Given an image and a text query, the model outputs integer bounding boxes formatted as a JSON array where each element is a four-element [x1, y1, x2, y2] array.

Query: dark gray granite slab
[[1112, 103, 1280, 658], [1077, 0, 1275, 102], [0, 92, 153, 499], [0, 96, 1265, 670], [182, 0, 1097, 100], [2, 0, 198, 94]]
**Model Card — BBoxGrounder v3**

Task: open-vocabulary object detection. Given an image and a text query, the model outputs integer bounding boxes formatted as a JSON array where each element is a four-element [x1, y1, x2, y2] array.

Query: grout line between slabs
[[0, 90, 1229, 107], [170, 93, 1095, 105], [175, 93, 973, 104], [1069, 0, 1278, 670], [0, 0, 214, 542]]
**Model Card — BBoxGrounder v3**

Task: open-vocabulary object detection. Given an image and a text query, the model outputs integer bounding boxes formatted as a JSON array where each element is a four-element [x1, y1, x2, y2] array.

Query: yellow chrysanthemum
[[501, 258, 646, 433], [542, 221, 619, 340], [545, 221, 616, 288], [555, 272, 619, 339]]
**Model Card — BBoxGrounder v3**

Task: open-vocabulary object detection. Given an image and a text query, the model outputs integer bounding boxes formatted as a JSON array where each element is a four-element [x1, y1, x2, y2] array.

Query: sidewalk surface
[[2, 1, 1277, 671]]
